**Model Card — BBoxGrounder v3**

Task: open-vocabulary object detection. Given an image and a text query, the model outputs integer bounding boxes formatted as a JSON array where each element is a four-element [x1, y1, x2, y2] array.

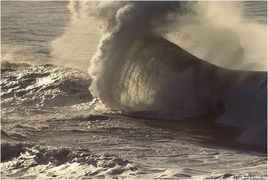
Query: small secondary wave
[[1, 64, 92, 108]]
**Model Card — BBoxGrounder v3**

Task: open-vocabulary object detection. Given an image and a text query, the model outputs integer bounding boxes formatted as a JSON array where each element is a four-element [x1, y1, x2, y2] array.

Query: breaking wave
[[55, 2, 267, 147]]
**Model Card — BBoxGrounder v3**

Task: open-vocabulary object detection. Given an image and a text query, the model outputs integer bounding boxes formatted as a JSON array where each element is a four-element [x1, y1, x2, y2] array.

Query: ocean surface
[[1, 1, 267, 179]]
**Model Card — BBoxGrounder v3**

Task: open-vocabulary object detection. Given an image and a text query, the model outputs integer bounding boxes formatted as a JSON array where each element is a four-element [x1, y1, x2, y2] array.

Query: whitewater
[[1, 1, 267, 179]]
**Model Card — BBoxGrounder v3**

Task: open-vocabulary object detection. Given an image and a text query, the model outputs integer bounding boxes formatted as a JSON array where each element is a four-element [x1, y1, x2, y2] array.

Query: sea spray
[[87, 2, 188, 108], [51, 2, 101, 71], [163, 1, 267, 71], [52, 2, 266, 72]]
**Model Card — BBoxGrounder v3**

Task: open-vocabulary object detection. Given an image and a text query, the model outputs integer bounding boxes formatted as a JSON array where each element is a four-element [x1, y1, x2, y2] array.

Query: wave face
[[92, 33, 229, 112], [90, 31, 267, 147], [64, 2, 266, 147]]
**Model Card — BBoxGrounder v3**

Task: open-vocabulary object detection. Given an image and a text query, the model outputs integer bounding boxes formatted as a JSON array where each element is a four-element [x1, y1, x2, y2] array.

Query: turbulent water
[[1, 1, 267, 179]]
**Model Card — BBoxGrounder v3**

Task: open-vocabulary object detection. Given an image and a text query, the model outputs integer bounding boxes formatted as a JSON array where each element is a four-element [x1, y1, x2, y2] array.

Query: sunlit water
[[1, 1, 267, 179]]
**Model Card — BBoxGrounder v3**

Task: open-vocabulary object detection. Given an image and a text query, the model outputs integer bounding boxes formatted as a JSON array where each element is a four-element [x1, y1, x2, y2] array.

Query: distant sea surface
[[2, 1, 267, 67]]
